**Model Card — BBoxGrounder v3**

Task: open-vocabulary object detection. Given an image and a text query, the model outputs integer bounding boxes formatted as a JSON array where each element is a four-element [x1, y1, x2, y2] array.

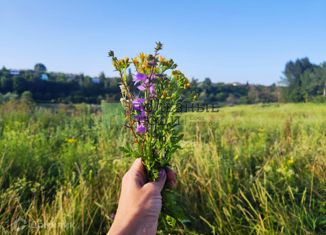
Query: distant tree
[[226, 94, 237, 105], [202, 77, 212, 91], [319, 63, 326, 97], [0, 76, 13, 92], [248, 85, 259, 103], [99, 72, 106, 81], [34, 63, 47, 73], [13, 76, 28, 93], [190, 78, 199, 88], [1, 66, 9, 77], [281, 58, 315, 102], [55, 73, 67, 82]]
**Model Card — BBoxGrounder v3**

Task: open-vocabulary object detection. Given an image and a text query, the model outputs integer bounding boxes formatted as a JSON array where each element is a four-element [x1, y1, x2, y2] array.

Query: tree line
[[282, 57, 326, 102], [0, 59, 325, 104]]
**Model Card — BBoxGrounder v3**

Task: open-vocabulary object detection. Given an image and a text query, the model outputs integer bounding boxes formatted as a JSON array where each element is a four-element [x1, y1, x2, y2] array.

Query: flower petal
[[132, 98, 145, 111], [136, 123, 146, 134], [133, 73, 147, 84], [137, 84, 146, 91]]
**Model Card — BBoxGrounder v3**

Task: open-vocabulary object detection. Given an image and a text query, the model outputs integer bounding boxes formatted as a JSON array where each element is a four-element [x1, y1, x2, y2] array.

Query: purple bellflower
[[150, 84, 155, 96], [136, 122, 146, 134], [133, 73, 147, 85], [132, 98, 145, 111], [135, 110, 147, 121]]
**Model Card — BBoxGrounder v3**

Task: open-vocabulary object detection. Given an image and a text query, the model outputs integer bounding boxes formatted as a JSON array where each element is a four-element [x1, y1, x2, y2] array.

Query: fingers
[[127, 158, 146, 187], [148, 169, 167, 192], [127, 159, 177, 190]]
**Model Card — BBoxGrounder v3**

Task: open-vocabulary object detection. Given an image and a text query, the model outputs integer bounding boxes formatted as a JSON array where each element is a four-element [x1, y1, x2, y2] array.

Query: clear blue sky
[[1, 0, 326, 85]]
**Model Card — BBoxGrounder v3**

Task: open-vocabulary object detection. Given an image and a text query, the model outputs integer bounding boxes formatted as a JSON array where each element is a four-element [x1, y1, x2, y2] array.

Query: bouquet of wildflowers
[[109, 42, 190, 181]]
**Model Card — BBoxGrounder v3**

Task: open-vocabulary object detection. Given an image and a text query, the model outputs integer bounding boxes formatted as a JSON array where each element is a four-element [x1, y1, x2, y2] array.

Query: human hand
[[108, 158, 177, 235]]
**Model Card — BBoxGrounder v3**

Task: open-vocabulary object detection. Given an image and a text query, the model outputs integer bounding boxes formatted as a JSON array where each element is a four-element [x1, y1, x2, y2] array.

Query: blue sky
[[1, 0, 326, 85]]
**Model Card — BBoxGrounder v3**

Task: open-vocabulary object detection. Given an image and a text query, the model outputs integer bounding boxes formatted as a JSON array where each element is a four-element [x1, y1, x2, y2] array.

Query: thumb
[[129, 158, 144, 175], [128, 158, 145, 187], [152, 169, 167, 192]]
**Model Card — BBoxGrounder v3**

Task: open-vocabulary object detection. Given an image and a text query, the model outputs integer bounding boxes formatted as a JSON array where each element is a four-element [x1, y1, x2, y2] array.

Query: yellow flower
[[66, 138, 77, 144], [161, 90, 167, 98], [132, 57, 139, 66], [184, 82, 191, 89], [159, 56, 165, 63], [139, 52, 145, 61], [287, 158, 294, 165]]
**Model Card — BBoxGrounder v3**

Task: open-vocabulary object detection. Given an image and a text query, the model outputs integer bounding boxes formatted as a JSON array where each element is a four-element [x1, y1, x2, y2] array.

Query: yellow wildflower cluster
[[112, 57, 131, 71], [66, 138, 77, 144], [172, 70, 191, 89]]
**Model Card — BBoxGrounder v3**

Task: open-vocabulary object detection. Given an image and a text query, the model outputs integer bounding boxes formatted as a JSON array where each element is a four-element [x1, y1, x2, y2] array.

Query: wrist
[[108, 210, 141, 235], [108, 221, 133, 235]]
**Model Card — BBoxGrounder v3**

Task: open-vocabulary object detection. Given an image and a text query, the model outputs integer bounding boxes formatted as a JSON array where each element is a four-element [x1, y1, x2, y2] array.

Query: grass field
[[0, 101, 325, 234]]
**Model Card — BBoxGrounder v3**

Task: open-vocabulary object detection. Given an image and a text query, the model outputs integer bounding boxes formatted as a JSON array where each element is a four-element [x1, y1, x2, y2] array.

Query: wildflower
[[287, 158, 294, 165], [66, 138, 77, 144], [132, 57, 139, 66], [184, 82, 191, 89], [136, 84, 146, 91], [135, 111, 147, 121], [150, 84, 155, 96], [132, 98, 145, 111], [136, 122, 146, 134], [133, 73, 147, 85], [139, 52, 146, 61]]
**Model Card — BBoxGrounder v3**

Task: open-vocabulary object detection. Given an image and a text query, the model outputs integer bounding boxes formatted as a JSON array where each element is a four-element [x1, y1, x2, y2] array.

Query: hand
[[108, 158, 177, 235]]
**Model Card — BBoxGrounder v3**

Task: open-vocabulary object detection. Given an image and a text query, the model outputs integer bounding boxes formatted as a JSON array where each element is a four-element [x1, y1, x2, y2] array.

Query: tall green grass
[[0, 101, 325, 234]]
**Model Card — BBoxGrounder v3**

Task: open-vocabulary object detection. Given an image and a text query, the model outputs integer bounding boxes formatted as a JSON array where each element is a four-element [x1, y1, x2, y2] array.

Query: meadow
[[0, 101, 325, 234]]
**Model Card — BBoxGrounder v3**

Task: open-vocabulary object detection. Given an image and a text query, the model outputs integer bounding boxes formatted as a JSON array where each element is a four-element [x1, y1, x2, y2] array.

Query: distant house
[[232, 82, 242, 86], [10, 69, 20, 76]]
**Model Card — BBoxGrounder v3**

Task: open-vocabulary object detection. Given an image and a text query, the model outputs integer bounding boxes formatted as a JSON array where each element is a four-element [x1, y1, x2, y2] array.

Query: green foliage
[[34, 63, 47, 73], [282, 58, 326, 102]]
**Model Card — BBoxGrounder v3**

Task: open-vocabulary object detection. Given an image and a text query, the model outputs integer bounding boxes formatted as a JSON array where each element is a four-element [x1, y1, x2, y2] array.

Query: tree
[[13, 76, 28, 93], [0, 76, 13, 92], [202, 77, 212, 91], [34, 63, 47, 73], [99, 72, 106, 81], [320, 63, 326, 97], [1, 66, 9, 77], [281, 58, 315, 102], [248, 85, 259, 103]]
